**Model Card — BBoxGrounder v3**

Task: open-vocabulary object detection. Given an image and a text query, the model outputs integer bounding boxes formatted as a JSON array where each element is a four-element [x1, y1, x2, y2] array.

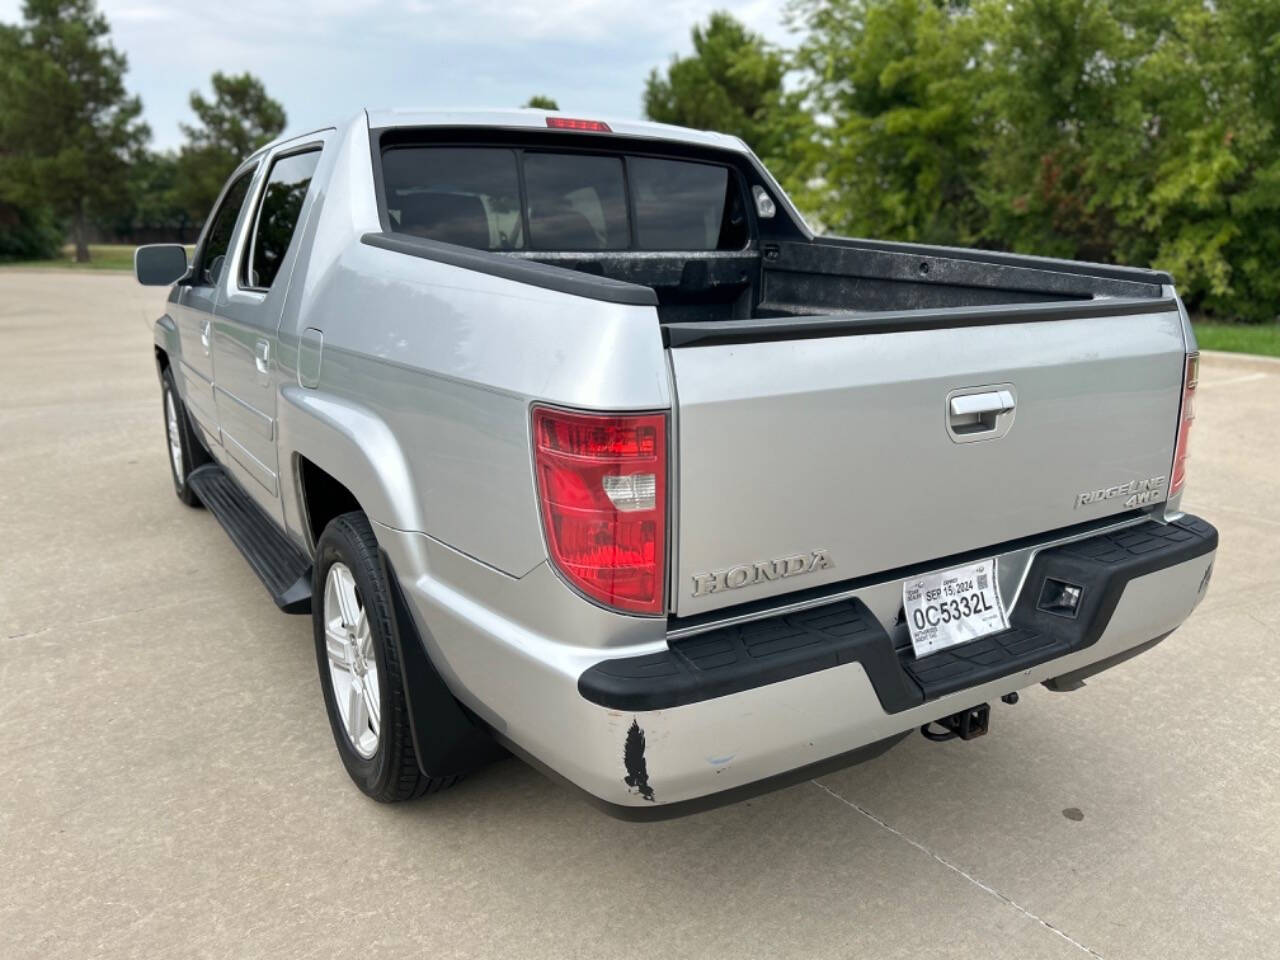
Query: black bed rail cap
[[663, 295, 1178, 348], [361, 231, 659, 307]]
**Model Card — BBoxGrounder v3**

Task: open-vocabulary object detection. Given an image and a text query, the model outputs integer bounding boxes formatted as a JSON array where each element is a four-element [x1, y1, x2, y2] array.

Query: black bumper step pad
[[187, 464, 312, 614], [578, 515, 1217, 712], [904, 514, 1216, 700], [901, 627, 1057, 699], [579, 598, 922, 712]]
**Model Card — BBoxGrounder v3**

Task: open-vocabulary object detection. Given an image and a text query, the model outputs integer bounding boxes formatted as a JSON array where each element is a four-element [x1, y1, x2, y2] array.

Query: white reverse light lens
[[602, 473, 657, 512]]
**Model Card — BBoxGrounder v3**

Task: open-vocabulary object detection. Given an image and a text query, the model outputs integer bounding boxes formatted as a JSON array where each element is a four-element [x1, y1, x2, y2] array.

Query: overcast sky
[[0, 0, 794, 150]]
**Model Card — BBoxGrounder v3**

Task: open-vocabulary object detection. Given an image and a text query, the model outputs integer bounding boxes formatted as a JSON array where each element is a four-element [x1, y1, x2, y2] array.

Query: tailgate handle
[[950, 390, 1015, 417], [947, 386, 1017, 442]]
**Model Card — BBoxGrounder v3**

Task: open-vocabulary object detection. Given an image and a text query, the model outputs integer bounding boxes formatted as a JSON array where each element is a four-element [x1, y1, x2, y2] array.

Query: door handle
[[950, 390, 1015, 417], [200, 319, 211, 355], [254, 340, 271, 380]]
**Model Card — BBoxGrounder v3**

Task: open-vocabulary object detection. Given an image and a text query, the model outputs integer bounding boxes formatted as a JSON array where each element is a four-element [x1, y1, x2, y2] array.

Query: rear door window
[[381, 147, 522, 250], [523, 153, 628, 251], [244, 149, 321, 290]]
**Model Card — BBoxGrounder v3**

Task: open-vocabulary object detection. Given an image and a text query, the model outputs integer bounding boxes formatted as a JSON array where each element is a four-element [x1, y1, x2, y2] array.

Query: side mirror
[[134, 244, 189, 286]]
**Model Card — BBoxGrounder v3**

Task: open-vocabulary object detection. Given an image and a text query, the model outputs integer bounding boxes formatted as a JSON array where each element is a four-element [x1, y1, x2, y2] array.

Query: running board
[[187, 464, 312, 614]]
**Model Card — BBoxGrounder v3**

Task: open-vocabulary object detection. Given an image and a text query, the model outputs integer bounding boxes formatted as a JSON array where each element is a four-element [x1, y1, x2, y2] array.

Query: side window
[[381, 147, 523, 251], [243, 149, 322, 290], [197, 169, 255, 286]]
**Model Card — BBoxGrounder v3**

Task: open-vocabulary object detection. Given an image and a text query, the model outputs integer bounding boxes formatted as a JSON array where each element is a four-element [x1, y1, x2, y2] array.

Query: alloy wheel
[[165, 389, 184, 481], [323, 562, 381, 758]]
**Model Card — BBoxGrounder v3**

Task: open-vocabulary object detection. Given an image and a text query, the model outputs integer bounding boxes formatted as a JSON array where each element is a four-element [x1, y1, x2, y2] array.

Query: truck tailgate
[[669, 303, 1186, 617]]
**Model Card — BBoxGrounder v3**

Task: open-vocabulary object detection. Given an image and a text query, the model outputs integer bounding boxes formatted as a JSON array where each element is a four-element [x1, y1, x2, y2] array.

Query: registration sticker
[[903, 559, 1008, 657]]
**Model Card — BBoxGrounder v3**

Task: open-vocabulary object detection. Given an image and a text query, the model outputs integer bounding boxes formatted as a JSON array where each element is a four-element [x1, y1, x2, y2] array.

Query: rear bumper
[[385, 514, 1216, 819], [581, 515, 1217, 714]]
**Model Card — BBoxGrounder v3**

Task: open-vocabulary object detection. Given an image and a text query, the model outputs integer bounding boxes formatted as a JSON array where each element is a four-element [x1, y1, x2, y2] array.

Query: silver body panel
[[376, 519, 1213, 810], [151, 109, 1212, 813], [170, 279, 221, 438], [670, 309, 1186, 616]]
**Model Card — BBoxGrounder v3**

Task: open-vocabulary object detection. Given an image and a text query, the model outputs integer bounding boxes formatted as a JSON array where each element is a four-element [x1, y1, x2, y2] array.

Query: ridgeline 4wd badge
[[1075, 475, 1166, 510]]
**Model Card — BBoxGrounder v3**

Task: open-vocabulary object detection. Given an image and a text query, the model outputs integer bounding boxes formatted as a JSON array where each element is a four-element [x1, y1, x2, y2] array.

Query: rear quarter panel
[[272, 116, 670, 575], [290, 244, 669, 575]]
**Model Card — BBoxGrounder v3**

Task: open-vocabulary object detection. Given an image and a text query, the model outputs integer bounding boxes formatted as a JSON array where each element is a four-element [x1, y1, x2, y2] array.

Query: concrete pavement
[[1, 270, 1276, 959]]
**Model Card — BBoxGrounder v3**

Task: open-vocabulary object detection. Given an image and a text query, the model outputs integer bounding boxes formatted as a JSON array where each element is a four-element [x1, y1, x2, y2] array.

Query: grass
[[1, 243, 137, 270], [0, 243, 192, 271], [1192, 320, 1280, 358]]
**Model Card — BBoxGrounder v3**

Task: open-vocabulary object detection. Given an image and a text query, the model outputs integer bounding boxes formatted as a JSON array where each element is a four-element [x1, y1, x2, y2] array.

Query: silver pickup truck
[[136, 109, 1217, 818]]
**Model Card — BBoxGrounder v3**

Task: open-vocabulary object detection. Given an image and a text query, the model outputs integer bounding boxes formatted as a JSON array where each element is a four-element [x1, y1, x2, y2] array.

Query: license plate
[[903, 559, 1008, 657]]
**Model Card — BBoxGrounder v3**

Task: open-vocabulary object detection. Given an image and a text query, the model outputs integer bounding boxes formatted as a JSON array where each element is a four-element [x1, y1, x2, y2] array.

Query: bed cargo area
[[371, 126, 1172, 325]]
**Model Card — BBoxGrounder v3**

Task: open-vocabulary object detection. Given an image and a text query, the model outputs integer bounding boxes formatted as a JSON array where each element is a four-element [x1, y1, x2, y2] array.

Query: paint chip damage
[[622, 719, 655, 802]]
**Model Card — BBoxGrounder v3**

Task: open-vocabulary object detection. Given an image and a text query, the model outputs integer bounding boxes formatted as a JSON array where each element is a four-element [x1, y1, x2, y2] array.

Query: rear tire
[[160, 366, 210, 507], [312, 511, 459, 802]]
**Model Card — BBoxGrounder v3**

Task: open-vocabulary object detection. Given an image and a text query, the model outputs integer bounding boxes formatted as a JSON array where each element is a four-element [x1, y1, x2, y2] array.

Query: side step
[[187, 464, 312, 614]]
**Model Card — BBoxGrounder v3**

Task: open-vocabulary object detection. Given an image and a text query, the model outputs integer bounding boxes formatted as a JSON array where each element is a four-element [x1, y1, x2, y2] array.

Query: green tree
[[174, 72, 285, 225], [523, 95, 559, 110], [789, 0, 1280, 319], [108, 150, 197, 244], [0, 0, 149, 261], [969, 0, 1185, 262], [967, 0, 1280, 319], [644, 12, 814, 191], [1133, 0, 1280, 320], [790, 0, 985, 242], [0, 200, 61, 261]]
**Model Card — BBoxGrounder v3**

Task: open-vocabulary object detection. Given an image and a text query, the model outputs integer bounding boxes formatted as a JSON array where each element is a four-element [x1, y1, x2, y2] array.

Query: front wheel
[[312, 511, 459, 802], [160, 367, 209, 506]]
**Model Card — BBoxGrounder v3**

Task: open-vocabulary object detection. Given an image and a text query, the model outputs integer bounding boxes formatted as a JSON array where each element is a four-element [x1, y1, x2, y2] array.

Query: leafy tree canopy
[[644, 12, 815, 187], [787, 0, 1280, 320], [523, 95, 560, 110], [789, 0, 984, 243], [174, 72, 285, 225], [0, 0, 148, 261]]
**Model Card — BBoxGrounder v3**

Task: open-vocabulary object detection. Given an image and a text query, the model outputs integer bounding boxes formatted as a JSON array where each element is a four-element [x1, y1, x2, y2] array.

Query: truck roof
[[363, 108, 751, 154]]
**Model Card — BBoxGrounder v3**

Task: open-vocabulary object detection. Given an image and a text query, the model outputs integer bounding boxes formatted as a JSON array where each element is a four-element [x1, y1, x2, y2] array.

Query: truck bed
[[508, 233, 1171, 327]]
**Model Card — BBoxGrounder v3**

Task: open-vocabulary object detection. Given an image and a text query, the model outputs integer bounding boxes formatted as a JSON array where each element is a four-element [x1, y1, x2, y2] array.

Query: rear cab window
[[381, 147, 522, 250], [523, 153, 628, 250], [378, 141, 749, 253], [629, 157, 739, 250]]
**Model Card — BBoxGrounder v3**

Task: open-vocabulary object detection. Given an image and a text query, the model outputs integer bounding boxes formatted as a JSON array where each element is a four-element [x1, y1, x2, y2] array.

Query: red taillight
[[546, 117, 612, 132], [1170, 353, 1199, 496], [532, 406, 667, 615]]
